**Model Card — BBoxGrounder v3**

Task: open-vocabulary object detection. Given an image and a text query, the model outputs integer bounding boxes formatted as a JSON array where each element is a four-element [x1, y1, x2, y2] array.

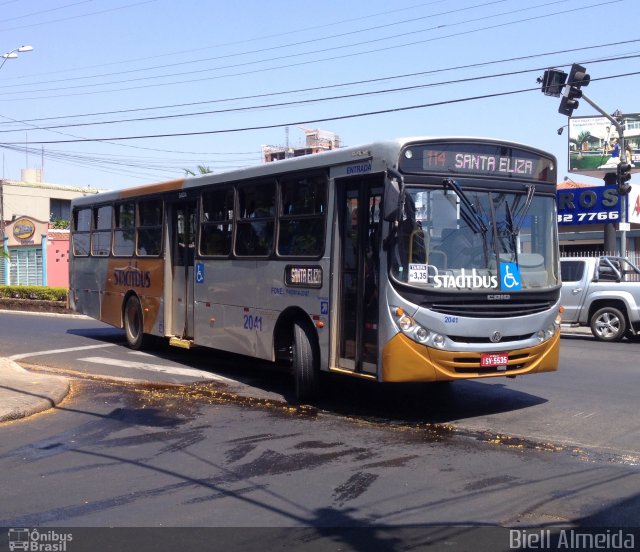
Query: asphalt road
[[1, 378, 639, 531], [1, 311, 640, 545], [1, 311, 639, 460]]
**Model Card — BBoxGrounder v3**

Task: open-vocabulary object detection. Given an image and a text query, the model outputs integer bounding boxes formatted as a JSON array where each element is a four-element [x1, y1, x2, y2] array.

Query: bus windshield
[[391, 184, 559, 291]]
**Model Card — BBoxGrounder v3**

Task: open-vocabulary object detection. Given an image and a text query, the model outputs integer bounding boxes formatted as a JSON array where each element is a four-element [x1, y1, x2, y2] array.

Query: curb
[[0, 359, 71, 422]]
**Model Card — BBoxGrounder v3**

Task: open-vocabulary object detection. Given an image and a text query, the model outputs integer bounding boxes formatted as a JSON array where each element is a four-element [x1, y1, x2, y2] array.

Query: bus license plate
[[480, 353, 508, 368]]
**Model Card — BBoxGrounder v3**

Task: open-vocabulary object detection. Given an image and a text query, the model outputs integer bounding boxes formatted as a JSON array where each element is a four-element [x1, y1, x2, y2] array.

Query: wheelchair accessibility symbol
[[195, 262, 205, 284], [499, 262, 521, 291]]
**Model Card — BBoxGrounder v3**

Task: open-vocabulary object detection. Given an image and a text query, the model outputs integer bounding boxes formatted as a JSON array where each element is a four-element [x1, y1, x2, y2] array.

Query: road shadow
[[66, 327, 127, 344], [64, 326, 546, 425]]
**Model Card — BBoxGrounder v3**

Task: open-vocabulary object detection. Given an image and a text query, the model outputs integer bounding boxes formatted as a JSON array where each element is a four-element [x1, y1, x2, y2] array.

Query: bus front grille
[[448, 333, 534, 344], [426, 300, 552, 318]]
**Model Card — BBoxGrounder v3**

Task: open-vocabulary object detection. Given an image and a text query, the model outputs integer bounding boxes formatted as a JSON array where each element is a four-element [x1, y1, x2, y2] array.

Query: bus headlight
[[536, 322, 559, 343], [432, 333, 446, 348], [391, 307, 430, 343], [391, 307, 446, 347], [415, 326, 429, 343], [398, 314, 415, 331]]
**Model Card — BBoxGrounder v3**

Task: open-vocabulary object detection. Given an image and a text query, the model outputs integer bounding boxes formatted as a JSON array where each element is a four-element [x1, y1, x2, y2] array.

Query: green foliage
[[0, 285, 68, 301], [51, 218, 70, 229], [184, 165, 213, 176]]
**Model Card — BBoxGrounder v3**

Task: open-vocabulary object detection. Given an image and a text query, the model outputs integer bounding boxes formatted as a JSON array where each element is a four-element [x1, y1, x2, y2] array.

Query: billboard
[[567, 114, 640, 178]]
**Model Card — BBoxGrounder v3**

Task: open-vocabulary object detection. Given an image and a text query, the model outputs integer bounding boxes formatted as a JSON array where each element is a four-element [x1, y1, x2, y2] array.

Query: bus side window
[[278, 174, 327, 257], [113, 202, 135, 256], [72, 208, 91, 256], [137, 199, 163, 256], [201, 187, 233, 257], [236, 181, 275, 256], [91, 205, 113, 257]]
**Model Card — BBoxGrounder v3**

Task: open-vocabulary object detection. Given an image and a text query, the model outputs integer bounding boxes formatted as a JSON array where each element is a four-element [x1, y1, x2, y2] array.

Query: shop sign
[[556, 186, 621, 225], [12, 217, 36, 241]]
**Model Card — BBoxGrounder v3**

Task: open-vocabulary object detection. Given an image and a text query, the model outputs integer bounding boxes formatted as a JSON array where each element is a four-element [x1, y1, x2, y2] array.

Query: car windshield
[[390, 185, 559, 292]]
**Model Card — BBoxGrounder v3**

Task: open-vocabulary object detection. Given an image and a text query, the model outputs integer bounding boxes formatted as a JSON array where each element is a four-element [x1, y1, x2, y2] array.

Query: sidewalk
[[0, 357, 70, 422]]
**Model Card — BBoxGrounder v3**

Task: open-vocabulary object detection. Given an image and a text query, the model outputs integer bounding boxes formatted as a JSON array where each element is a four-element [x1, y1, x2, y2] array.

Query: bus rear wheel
[[293, 320, 319, 404], [124, 295, 151, 350]]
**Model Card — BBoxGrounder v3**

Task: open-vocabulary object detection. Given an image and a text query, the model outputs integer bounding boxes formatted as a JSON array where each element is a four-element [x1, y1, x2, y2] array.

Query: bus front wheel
[[293, 321, 319, 404], [124, 295, 150, 350]]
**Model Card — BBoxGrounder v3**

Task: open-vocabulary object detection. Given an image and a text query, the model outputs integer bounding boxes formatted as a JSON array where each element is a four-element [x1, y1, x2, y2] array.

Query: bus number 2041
[[244, 314, 263, 331]]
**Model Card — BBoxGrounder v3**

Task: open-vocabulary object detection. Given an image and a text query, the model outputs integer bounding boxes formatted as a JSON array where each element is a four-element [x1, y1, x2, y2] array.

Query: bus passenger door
[[169, 200, 197, 340], [336, 177, 383, 375]]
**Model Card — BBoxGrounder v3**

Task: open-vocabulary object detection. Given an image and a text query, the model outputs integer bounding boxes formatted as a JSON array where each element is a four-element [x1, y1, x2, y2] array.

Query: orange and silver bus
[[69, 137, 561, 402]]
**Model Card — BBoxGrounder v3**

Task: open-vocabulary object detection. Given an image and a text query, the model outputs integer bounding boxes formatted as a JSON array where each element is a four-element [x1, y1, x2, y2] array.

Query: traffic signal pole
[[579, 94, 628, 258], [541, 64, 632, 257]]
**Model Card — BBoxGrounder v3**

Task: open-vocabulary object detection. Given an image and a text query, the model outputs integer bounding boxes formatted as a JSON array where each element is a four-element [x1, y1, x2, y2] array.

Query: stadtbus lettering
[[113, 266, 151, 288], [433, 268, 499, 289]]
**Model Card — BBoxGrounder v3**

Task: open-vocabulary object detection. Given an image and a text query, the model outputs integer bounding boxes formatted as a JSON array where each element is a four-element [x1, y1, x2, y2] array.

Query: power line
[[3, 0, 447, 79], [0, 0, 96, 25], [0, 0, 158, 33], [2, 0, 502, 89], [2, 38, 637, 130], [5, 70, 639, 146], [0, 0, 619, 101], [0, 51, 637, 134]]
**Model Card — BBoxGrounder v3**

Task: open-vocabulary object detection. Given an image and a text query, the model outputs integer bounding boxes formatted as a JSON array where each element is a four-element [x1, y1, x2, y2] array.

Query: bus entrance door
[[337, 178, 382, 376], [169, 200, 197, 342]]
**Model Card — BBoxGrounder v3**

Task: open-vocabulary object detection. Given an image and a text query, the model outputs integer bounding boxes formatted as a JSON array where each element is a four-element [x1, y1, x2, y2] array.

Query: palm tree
[[575, 131, 591, 158], [183, 165, 213, 176]]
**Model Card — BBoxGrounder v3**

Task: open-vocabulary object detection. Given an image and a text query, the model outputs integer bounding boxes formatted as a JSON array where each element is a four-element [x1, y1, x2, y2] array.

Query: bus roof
[[71, 136, 555, 207]]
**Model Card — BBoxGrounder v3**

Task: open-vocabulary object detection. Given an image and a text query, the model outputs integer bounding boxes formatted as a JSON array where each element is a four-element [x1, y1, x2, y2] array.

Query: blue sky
[[0, 0, 638, 190]]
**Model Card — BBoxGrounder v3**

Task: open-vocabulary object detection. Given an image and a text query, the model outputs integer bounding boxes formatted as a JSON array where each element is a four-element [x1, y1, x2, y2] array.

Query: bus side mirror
[[384, 177, 401, 222]]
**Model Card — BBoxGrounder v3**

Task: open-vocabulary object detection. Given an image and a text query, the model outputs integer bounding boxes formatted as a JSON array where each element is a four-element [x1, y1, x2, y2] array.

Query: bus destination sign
[[399, 143, 556, 182], [285, 265, 323, 288]]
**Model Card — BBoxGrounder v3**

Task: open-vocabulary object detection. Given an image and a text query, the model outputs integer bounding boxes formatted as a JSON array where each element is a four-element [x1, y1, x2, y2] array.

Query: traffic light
[[617, 162, 632, 195], [540, 69, 567, 97], [558, 63, 590, 117]]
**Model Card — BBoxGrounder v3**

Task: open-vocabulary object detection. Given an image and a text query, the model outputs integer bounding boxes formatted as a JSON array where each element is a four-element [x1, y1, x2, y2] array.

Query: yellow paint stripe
[[119, 178, 186, 199]]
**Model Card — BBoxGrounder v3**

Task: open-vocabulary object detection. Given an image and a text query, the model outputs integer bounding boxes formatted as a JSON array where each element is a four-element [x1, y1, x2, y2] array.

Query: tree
[[183, 165, 213, 176], [575, 131, 591, 157]]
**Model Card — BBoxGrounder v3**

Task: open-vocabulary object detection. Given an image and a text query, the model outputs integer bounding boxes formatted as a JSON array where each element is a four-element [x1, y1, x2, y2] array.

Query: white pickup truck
[[560, 256, 640, 341]]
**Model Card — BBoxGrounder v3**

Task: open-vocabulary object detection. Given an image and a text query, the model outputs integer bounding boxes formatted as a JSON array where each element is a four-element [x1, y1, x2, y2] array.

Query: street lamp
[[0, 45, 33, 265], [0, 44, 33, 71]]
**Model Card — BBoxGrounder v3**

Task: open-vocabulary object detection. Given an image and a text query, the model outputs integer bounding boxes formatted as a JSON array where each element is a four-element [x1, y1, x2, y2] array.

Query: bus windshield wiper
[[442, 178, 487, 235], [511, 184, 535, 235], [442, 178, 490, 265]]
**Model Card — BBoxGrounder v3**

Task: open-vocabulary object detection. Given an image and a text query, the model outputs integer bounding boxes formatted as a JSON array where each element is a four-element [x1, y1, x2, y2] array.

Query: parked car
[[560, 256, 640, 341]]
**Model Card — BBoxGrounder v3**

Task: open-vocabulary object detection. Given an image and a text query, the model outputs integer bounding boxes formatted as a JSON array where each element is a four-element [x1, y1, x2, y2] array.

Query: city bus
[[69, 137, 561, 402]]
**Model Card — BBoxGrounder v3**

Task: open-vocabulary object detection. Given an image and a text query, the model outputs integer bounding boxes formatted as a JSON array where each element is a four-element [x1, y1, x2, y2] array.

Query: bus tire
[[293, 320, 319, 404], [590, 306, 626, 342], [124, 295, 150, 350]]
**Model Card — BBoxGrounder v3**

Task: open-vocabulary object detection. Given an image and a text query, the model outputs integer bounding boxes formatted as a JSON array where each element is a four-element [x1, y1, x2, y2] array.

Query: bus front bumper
[[381, 332, 559, 382]]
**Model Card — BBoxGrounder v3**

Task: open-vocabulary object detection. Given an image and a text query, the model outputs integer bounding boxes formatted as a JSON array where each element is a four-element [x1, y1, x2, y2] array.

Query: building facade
[[1, 170, 100, 287]]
